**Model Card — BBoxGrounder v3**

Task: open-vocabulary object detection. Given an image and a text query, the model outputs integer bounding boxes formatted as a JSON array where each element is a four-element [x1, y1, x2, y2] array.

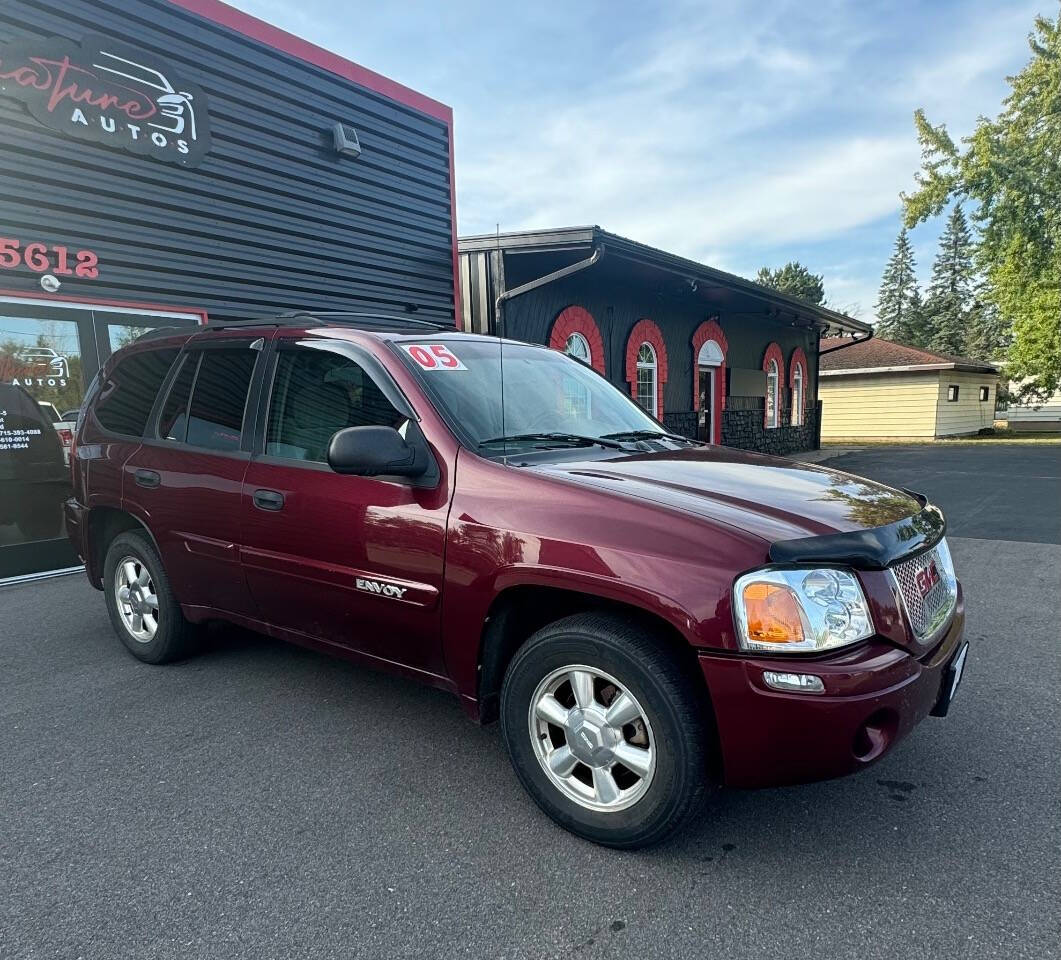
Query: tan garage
[[819, 338, 999, 440]]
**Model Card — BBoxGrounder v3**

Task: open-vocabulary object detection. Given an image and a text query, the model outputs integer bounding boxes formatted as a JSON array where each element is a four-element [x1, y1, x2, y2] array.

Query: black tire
[[103, 530, 198, 664], [500, 612, 711, 849]]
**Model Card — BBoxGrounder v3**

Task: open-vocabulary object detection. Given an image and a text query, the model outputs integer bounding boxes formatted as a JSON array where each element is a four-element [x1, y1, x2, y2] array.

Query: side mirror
[[327, 425, 428, 478]]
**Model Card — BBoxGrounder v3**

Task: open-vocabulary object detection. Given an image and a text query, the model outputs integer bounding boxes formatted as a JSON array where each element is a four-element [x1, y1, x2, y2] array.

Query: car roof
[[131, 312, 539, 350]]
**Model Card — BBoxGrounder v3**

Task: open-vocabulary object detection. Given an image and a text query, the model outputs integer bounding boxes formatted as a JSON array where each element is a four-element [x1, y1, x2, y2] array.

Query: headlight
[[733, 567, 874, 653]]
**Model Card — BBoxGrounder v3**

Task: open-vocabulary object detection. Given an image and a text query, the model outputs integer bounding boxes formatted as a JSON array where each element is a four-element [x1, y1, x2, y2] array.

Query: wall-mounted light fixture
[[332, 122, 362, 158]]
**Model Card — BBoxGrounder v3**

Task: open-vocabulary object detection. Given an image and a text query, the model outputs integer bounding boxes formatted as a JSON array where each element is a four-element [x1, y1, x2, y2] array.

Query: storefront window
[[0, 315, 85, 418], [0, 301, 199, 580], [107, 322, 155, 355]]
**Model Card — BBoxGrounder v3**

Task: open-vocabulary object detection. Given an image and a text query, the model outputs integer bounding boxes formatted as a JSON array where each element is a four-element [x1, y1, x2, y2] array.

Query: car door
[[123, 335, 265, 617], [239, 338, 450, 676]]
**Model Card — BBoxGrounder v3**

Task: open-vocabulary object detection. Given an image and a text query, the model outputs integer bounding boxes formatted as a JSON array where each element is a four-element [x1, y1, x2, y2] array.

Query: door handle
[[134, 469, 161, 489], [253, 488, 285, 512]]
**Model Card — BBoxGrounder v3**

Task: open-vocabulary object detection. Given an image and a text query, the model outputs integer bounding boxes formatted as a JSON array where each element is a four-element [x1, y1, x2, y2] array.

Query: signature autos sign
[[0, 34, 211, 167]]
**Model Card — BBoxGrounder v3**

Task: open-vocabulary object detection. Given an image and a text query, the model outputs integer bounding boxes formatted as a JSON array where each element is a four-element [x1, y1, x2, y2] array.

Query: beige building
[[819, 337, 999, 440]]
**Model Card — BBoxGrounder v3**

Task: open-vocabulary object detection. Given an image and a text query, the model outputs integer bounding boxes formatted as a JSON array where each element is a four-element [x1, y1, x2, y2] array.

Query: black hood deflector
[[769, 494, 946, 570]]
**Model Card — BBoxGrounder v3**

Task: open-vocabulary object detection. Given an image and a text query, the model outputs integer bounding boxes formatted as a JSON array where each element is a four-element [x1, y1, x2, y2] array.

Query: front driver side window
[[266, 347, 408, 463]]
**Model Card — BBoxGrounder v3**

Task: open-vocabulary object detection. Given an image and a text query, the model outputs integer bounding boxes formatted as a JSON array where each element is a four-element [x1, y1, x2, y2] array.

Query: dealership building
[[0, 0, 457, 579], [458, 227, 870, 452]]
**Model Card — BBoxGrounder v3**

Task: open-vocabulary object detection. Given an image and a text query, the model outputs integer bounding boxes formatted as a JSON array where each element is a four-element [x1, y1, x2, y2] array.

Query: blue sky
[[234, 0, 1042, 320]]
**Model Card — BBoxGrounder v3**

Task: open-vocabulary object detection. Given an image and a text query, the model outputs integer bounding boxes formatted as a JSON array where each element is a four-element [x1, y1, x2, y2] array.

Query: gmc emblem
[[915, 562, 940, 597]]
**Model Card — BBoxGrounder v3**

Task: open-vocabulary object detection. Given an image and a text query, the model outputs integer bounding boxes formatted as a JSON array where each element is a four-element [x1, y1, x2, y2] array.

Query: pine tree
[[964, 288, 1009, 361], [755, 262, 825, 305], [925, 205, 975, 355], [906, 288, 931, 348], [875, 228, 919, 342]]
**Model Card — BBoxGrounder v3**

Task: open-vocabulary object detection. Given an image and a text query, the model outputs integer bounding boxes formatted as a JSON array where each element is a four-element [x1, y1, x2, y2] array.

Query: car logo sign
[[915, 561, 940, 597]]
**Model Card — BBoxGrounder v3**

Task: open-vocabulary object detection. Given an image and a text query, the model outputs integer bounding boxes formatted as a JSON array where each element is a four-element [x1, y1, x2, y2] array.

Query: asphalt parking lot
[[3, 444, 1059, 959]]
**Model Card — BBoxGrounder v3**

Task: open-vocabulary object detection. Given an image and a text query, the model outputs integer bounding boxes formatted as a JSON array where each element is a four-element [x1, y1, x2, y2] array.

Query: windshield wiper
[[599, 430, 701, 445], [479, 432, 628, 451]]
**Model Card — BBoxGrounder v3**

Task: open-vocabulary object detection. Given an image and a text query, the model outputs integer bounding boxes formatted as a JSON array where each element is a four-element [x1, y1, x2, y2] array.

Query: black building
[[1, 0, 457, 579], [459, 226, 870, 454]]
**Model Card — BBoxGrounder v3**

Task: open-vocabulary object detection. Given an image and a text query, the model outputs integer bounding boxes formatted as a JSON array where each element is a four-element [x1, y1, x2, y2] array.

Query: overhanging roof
[[459, 225, 872, 336]]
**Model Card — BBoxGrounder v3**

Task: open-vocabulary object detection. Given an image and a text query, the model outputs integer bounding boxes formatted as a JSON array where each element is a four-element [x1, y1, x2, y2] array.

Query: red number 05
[[404, 344, 463, 370]]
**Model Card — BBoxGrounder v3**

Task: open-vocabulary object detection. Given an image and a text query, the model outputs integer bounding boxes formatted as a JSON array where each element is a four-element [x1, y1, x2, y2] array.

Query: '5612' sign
[[0, 237, 100, 279]]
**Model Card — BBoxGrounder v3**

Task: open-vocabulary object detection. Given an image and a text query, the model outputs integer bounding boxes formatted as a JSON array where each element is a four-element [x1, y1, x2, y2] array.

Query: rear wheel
[[103, 531, 198, 663], [501, 612, 711, 848]]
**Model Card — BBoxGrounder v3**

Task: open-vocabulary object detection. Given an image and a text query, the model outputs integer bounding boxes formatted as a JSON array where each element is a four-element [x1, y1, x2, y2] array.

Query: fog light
[[763, 670, 825, 694]]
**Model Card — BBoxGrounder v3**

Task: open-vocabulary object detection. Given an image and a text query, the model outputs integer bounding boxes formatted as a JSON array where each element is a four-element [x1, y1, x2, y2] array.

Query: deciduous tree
[[902, 10, 1060, 399]]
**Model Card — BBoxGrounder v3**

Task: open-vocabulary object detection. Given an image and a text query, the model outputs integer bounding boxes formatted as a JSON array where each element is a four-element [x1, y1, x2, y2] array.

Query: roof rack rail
[[130, 311, 457, 345], [197, 311, 455, 333], [276, 311, 453, 331]]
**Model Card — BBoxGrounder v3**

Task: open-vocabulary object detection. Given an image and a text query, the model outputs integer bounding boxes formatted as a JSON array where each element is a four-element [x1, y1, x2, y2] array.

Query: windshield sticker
[[401, 344, 466, 371]]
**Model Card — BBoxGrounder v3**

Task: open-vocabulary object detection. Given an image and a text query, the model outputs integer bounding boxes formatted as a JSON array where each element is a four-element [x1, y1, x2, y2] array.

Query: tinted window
[[157, 354, 199, 442], [185, 350, 256, 452], [266, 347, 406, 463], [94, 349, 178, 437]]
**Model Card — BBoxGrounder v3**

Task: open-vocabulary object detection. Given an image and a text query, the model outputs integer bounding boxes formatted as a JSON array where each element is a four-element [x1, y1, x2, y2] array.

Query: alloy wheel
[[528, 664, 655, 812], [114, 556, 159, 643]]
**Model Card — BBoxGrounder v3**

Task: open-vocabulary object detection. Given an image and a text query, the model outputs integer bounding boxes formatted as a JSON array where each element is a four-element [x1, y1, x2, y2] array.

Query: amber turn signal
[[742, 582, 806, 645]]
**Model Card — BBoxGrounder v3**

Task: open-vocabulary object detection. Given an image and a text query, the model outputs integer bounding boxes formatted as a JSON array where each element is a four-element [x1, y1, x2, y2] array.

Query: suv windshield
[[396, 338, 679, 450]]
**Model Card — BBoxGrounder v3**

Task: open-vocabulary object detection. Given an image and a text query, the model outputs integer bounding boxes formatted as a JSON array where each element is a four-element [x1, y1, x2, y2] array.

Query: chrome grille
[[891, 543, 957, 641]]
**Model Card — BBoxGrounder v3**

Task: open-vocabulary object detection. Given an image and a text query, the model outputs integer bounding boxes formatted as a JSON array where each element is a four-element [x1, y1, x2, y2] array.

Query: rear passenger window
[[94, 349, 178, 437], [185, 350, 257, 452], [157, 354, 198, 442]]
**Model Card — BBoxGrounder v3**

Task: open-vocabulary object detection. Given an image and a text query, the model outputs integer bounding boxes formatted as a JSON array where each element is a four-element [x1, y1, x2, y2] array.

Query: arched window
[[636, 342, 658, 416], [766, 360, 779, 428], [548, 306, 606, 375], [564, 332, 591, 365], [789, 346, 808, 427], [625, 318, 667, 417], [763, 342, 783, 429], [790, 363, 804, 426]]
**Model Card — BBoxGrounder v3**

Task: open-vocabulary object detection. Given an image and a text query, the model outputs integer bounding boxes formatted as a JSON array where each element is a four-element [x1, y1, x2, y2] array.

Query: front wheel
[[500, 612, 711, 848]]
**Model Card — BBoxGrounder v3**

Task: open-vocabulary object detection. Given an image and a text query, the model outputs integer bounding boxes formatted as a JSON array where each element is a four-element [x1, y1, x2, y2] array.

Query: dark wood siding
[[0, 0, 455, 322]]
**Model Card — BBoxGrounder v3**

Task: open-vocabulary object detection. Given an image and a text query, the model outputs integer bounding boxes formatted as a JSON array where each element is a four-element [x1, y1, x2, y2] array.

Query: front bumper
[[700, 595, 966, 788]]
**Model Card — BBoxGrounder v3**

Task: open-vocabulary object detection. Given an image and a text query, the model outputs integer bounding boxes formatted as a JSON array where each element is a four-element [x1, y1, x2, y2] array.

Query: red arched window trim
[[547, 305, 606, 375], [691, 318, 728, 443], [625, 318, 668, 417], [789, 346, 808, 426], [762, 342, 784, 429]]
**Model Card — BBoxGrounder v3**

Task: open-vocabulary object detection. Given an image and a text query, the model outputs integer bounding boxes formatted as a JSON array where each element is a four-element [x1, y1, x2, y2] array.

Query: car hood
[[528, 446, 923, 547]]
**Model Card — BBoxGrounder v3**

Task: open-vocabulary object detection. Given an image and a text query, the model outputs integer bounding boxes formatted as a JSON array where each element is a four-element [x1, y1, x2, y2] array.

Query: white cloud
[[227, 0, 1041, 322]]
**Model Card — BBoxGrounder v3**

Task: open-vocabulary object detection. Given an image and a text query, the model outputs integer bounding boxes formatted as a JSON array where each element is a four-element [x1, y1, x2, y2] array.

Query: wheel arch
[[85, 506, 162, 590], [475, 585, 719, 765]]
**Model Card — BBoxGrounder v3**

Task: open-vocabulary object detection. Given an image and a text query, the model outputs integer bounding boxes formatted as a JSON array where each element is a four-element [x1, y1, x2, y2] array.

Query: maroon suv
[[66, 314, 968, 848]]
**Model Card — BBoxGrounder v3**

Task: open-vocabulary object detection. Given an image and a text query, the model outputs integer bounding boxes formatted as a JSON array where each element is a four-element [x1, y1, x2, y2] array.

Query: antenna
[[496, 222, 507, 459]]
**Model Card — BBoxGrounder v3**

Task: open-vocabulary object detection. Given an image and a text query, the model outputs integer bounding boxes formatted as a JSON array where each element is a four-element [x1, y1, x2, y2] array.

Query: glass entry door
[[0, 299, 200, 580]]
